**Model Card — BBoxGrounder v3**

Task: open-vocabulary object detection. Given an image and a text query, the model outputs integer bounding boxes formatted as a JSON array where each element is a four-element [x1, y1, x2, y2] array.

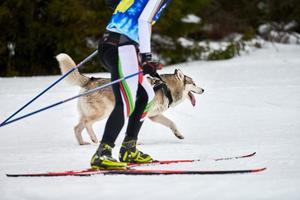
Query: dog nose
[[201, 89, 204, 93]]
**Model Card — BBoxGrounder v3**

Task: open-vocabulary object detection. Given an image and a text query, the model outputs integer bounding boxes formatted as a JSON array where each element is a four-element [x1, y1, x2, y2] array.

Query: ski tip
[[243, 152, 256, 158], [252, 167, 267, 173]]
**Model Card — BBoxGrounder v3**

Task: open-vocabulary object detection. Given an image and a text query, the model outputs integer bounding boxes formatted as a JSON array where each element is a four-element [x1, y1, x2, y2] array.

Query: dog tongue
[[188, 92, 196, 107]]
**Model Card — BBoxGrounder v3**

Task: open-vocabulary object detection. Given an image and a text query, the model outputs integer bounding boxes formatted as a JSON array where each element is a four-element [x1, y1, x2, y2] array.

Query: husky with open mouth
[[56, 53, 204, 145]]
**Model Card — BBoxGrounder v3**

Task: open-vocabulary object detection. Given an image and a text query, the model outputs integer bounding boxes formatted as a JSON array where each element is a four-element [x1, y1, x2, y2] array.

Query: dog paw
[[175, 132, 184, 139], [91, 138, 99, 144], [79, 141, 91, 145], [176, 135, 185, 139]]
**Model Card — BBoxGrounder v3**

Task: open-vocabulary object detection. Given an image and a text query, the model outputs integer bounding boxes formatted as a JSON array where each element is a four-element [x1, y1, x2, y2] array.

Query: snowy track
[[0, 43, 300, 199]]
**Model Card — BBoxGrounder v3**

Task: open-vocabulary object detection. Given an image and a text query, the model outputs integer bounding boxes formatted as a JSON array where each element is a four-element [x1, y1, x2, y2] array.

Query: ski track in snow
[[0, 43, 300, 199]]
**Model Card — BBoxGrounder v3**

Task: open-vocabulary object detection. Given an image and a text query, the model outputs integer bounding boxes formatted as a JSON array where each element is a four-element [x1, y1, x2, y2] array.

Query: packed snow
[[0, 43, 300, 200]]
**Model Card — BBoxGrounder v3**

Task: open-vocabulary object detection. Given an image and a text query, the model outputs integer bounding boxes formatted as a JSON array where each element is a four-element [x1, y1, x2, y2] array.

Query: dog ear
[[175, 69, 184, 81]]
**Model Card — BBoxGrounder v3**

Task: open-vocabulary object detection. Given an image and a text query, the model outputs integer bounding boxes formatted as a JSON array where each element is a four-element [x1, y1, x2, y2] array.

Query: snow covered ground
[[0, 43, 300, 200]]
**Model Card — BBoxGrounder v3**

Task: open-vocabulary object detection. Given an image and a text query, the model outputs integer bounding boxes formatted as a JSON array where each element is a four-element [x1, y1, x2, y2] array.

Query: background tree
[[0, 0, 299, 77]]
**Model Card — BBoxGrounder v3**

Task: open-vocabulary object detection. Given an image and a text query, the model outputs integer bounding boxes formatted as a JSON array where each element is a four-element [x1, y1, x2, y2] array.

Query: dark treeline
[[0, 0, 299, 76]]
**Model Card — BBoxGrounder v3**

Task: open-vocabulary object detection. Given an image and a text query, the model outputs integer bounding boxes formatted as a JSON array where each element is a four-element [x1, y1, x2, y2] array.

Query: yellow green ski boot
[[91, 143, 127, 170], [119, 139, 153, 163]]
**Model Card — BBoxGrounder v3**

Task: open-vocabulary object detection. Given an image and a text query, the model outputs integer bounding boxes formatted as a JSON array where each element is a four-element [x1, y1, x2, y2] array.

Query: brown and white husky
[[56, 53, 204, 145]]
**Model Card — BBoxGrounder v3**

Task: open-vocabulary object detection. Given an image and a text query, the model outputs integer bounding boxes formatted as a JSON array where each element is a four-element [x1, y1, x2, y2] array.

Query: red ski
[[6, 152, 259, 177], [6, 167, 266, 177], [129, 151, 256, 167]]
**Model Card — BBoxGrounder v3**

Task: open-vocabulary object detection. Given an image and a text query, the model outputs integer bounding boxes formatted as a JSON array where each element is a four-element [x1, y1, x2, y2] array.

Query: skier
[[90, 0, 173, 169]]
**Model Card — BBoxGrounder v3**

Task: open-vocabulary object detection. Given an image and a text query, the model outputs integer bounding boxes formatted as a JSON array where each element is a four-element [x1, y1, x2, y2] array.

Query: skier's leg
[[125, 78, 155, 140], [91, 43, 129, 169], [119, 59, 156, 163]]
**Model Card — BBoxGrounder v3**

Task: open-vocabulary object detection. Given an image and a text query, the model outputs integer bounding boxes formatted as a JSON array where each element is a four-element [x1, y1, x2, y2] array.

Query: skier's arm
[[138, 0, 162, 57]]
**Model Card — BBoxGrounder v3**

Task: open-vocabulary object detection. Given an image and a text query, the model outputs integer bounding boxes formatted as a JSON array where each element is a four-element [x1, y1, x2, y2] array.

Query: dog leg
[[84, 121, 99, 144], [74, 121, 90, 145], [149, 114, 184, 139]]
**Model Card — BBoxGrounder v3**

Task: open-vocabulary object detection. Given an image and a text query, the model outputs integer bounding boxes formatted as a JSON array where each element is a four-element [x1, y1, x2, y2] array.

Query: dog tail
[[56, 53, 90, 87]]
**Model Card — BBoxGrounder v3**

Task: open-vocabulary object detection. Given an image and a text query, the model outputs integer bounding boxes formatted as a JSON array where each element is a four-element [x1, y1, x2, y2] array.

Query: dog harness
[[153, 79, 173, 107]]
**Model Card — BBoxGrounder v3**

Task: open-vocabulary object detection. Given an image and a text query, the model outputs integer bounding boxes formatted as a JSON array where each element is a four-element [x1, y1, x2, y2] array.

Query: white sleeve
[[138, 0, 162, 54]]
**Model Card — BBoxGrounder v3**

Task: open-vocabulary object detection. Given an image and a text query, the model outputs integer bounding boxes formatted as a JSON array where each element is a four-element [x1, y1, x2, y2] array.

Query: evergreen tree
[[0, 0, 299, 76]]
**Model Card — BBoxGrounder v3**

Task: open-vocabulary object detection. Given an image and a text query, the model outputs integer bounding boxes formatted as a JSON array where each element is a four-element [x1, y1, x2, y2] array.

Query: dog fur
[[56, 53, 204, 145]]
